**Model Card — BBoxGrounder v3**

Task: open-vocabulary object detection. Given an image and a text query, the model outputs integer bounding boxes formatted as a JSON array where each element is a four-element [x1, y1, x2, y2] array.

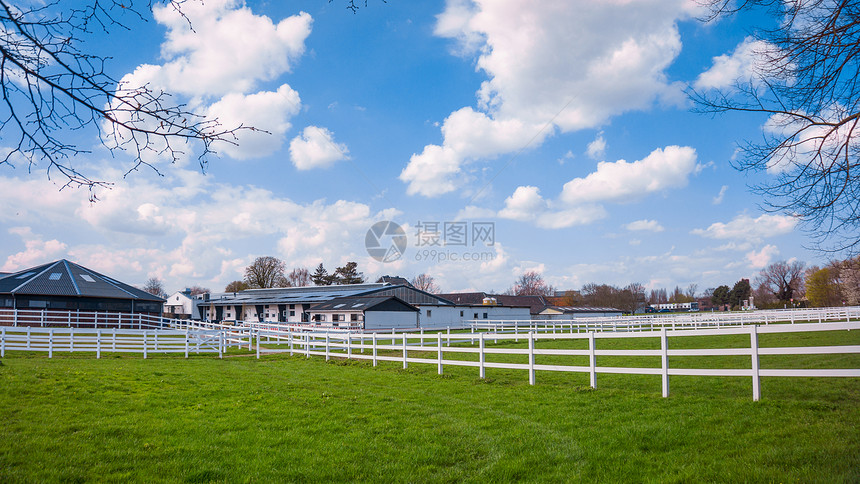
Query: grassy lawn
[[1, 329, 858, 483]]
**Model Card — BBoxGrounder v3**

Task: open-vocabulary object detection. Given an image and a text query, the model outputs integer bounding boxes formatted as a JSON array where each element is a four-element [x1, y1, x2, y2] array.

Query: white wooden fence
[[251, 321, 860, 401], [469, 306, 860, 334], [0, 326, 250, 358], [0, 308, 182, 329]]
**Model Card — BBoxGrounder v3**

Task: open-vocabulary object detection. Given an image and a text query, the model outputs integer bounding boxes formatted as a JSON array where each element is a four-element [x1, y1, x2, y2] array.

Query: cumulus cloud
[[695, 38, 772, 90], [494, 145, 695, 229], [626, 219, 665, 232], [692, 213, 798, 241], [149, 1, 311, 98], [289, 126, 350, 170], [586, 132, 607, 160], [746, 244, 779, 269], [402, 0, 695, 196], [2, 227, 68, 272], [207, 85, 301, 159], [560, 146, 697, 204], [110, 1, 312, 164]]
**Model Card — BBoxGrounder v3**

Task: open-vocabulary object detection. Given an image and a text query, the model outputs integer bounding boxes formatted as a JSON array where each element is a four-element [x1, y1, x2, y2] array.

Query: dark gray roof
[[310, 295, 418, 312], [0, 259, 164, 302], [203, 284, 453, 307]]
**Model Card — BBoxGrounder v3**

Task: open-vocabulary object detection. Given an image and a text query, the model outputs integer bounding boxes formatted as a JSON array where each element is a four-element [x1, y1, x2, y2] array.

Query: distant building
[[308, 295, 419, 330], [0, 259, 164, 317], [200, 283, 530, 330], [163, 289, 202, 319], [437, 292, 621, 320], [537, 306, 623, 319]]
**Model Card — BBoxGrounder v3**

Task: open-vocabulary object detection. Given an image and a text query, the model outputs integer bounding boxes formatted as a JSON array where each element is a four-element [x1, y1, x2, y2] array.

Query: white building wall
[[416, 305, 531, 328], [364, 311, 418, 330]]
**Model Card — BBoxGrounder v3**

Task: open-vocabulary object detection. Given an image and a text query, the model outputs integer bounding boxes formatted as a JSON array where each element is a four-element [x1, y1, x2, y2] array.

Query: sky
[[0, 0, 828, 295]]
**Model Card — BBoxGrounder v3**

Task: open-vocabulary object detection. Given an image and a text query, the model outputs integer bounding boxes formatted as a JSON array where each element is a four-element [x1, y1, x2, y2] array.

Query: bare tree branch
[[692, 0, 860, 254]]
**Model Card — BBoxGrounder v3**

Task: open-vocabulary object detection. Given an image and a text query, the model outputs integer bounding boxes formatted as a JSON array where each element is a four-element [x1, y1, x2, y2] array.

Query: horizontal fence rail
[[467, 306, 860, 335], [0, 327, 251, 358], [0, 309, 191, 330], [248, 321, 860, 401]]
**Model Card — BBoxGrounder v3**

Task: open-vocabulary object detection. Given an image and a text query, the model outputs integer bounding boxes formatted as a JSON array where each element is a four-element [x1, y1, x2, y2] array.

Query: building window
[[483, 313, 488, 319], [289, 304, 295, 309], [350, 313, 359, 322], [426, 309, 432, 317], [289, 310, 295, 317], [474, 313, 478, 319], [460, 310, 464, 317]]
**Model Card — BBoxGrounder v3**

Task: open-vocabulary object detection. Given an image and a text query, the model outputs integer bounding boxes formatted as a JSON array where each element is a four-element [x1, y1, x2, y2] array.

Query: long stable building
[[199, 284, 531, 330], [0, 260, 164, 314]]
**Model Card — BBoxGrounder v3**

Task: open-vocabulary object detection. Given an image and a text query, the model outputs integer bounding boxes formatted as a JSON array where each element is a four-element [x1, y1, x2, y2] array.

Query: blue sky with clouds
[[0, 0, 821, 294]]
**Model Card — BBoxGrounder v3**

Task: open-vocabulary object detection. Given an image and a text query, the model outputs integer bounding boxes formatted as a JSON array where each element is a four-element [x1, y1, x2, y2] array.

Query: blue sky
[[0, 0, 822, 294]]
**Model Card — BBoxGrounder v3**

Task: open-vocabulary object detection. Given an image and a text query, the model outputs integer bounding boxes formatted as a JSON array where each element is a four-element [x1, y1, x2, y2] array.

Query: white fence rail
[[251, 321, 860, 401], [0, 326, 251, 358], [0, 308, 188, 330], [468, 306, 860, 334]]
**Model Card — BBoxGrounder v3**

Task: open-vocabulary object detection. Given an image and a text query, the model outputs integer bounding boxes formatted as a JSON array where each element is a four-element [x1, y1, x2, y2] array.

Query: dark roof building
[[0, 259, 164, 314], [437, 292, 552, 315]]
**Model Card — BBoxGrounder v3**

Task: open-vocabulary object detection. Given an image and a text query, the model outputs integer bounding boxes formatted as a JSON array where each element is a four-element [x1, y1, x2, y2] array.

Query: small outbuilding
[[308, 295, 419, 330]]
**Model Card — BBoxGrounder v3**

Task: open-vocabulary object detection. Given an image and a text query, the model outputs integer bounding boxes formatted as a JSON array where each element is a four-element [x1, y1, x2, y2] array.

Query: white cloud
[[2, 227, 68, 272], [402, 0, 695, 197], [746, 244, 779, 269], [289, 126, 350, 170], [207, 85, 302, 160], [497, 185, 607, 229], [692, 213, 798, 241], [695, 37, 772, 90], [560, 145, 698, 204], [150, 1, 312, 98], [586, 132, 606, 160], [713, 185, 728, 204], [626, 219, 665, 232]]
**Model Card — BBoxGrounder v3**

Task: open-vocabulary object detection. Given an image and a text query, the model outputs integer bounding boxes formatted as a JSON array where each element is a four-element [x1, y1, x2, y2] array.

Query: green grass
[[1, 329, 858, 483]]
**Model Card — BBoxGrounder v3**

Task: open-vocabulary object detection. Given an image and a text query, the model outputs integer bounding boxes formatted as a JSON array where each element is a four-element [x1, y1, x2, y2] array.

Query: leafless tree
[[693, 0, 860, 253], [508, 271, 555, 296], [243, 256, 286, 289], [411, 273, 440, 293], [757, 259, 806, 302], [284, 267, 312, 287], [187, 285, 209, 296], [0, 1, 258, 199], [142, 276, 165, 297]]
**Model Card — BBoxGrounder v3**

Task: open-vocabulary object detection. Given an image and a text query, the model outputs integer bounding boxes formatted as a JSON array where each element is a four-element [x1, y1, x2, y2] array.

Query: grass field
[[1, 329, 858, 483]]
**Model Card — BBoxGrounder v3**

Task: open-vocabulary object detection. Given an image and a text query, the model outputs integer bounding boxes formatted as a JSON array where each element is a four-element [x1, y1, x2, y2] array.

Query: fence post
[[49, 328, 53, 358], [96, 329, 101, 359], [528, 331, 535, 385], [1, 327, 5, 358], [446, 326, 451, 347], [26, 327, 30, 350], [325, 332, 330, 361], [256, 330, 261, 359], [372, 333, 378, 367], [185, 331, 189, 359], [402, 333, 408, 369], [289, 330, 294, 356], [589, 332, 596, 389], [69, 329, 74, 353], [347, 333, 352, 359], [112, 328, 116, 351], [750, 325, 761, 401], [437, 331, 443, 375], [218, 331, 222, 359], [143, 330, 148, 359], [479, 332, 485, 379], [420, 328, 424, 348], [661, 328, 669, 398], [306, 333, 310, 359], [248, 327, 253, 351], [470, 325, 475, 345]]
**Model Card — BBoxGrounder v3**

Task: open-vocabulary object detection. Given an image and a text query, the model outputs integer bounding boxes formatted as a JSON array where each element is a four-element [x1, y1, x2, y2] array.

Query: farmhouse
[[0, 259, 164, 315]]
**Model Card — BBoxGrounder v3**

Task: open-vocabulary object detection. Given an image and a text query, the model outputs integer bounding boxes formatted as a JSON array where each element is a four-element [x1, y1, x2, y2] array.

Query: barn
[[0, 259, 164, 322]]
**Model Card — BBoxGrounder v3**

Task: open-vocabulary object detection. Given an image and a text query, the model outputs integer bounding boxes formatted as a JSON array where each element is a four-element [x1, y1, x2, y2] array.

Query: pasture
[[1, 327, 858, 483]]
